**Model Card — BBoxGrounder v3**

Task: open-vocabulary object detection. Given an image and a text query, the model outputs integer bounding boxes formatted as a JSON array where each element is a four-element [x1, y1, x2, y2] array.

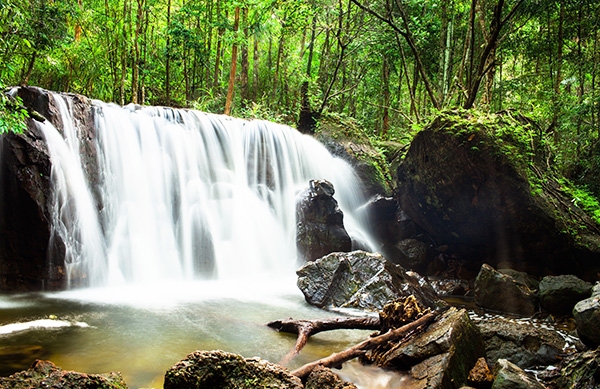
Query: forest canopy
[[1, 0, 599, 188]]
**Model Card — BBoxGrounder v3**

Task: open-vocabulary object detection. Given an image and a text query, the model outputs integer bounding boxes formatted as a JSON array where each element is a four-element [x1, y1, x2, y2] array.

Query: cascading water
[[40, 93, 377, 288]]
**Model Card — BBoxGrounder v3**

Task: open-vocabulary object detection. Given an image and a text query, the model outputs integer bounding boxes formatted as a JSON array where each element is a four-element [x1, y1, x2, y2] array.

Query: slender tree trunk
[[165, 0, 172, 105], [240, 7, 249, 108], [213, 3, 225, 89], [253, 30, 260, 99], [298, 14, 318, 134], [20, 51, 37, 86], [224, 7, 240, 115], [381, 55, 390, 136]]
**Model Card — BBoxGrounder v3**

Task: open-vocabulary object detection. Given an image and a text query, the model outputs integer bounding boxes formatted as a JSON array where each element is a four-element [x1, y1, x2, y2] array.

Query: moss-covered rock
[[396, 109, 600, 279], [0, 360, 128, 389], [164, 350, 303, 389], [315, 114, 394, 196]]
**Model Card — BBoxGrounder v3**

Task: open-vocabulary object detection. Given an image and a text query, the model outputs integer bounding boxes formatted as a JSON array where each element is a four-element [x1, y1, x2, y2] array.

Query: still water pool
[[0, 278, 397, 388]]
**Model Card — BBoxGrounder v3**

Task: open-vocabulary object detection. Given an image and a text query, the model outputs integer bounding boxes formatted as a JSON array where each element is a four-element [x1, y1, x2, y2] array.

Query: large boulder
[[0, 359, 127, 389], [395, 110, 600, 279], [296, 250, 442, 311], [164, 350, 303, 389], [474, 264, 538, 316], [474, 316, 567, 368], [296, 180, 352, 262], [366, 307, 485, 389], [539, 274, 592, 316]]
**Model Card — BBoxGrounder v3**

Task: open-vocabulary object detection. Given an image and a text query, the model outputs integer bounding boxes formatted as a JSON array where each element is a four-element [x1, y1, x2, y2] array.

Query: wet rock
[[296, 250, 442, 311], [474, 264, 537, 316], [305, 365, 358, 389], [491, 359, 545, 389], [573, 294, 600, 348], [475, 316, 565, 369], [296, 179, 352, 262], [539, 275, 592, 316], [0, 359, 127, 389], [367, 307, 485, 388], [164, 350, 303, 389], [497, 268, 539, 292], [554, 347, 600, 388]]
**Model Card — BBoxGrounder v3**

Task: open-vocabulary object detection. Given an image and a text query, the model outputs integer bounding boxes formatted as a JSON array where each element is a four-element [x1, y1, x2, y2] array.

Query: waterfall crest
[[40, 94, 375, 288]]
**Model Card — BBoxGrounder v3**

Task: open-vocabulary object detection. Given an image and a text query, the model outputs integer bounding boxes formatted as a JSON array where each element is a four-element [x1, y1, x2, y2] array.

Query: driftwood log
[[273, 312, 436, 379], [267, 316, 381, 365]]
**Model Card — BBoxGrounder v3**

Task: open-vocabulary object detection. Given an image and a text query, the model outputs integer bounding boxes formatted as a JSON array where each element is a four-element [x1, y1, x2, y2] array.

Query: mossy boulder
[[164, 350, 303, 389], [396, 109, 600, 279], [0, 360, 127, 389]]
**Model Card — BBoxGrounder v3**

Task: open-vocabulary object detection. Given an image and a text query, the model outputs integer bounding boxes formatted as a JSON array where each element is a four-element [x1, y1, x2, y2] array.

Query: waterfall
[[40, 93, 376, 288]]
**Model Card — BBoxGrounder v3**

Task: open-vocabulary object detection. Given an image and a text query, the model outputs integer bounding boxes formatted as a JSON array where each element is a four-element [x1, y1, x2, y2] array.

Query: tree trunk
[[224, 7, 240, 115], [240, 8, 249, 108], [381, 55, 391, 136], [165, 0, 172, 105], [298, 14, 318, 134]]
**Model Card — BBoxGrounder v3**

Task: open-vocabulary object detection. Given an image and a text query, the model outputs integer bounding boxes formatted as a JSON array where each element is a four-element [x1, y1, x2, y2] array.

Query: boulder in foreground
[[0, 359, 127, 389]]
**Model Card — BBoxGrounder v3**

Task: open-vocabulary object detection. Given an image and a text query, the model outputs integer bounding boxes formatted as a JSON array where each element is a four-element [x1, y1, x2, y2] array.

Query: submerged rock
[[539, 274, 592, 316], [474, 264, 537, 316], [164, 350, 303, 389], [366, 307, 485, 388], [0, 359, 127, 389], [296, 180, 352, 262], [296, 250, 442, 311]]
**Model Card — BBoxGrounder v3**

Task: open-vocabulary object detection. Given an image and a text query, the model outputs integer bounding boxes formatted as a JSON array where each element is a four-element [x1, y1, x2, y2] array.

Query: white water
[[40, 94, 376, 289]]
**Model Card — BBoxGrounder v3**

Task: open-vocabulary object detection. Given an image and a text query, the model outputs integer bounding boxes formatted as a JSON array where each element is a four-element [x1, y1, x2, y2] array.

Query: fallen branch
[[290, 311, 436, 379], [268, 316, 380, 365]]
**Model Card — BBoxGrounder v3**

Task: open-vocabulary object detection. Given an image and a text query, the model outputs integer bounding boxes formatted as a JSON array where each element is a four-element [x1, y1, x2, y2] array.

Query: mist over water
[[40, 93, 376, 290]]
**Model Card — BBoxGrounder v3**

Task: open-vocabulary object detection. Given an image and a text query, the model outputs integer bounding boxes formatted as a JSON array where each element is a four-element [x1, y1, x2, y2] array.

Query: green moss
[[316, 112, 395, 193]]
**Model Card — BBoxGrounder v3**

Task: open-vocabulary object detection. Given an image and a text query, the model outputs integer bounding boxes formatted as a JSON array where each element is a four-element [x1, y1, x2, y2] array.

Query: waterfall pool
[[0, 278, 406, 388]]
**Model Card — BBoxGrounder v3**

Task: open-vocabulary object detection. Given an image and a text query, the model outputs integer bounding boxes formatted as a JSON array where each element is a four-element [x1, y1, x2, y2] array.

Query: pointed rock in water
[[0, 359, 127, 389], [474, 264, 538, 316], [296, 179, 352, 262], [296, 250, 442, 311], [164, 350, 303, 389]]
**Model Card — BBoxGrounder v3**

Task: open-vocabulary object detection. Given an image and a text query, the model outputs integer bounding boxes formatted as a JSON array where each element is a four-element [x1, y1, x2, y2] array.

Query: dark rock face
[[474, 264, 538, 316], [367, 307, 485, 389], [475, 316, 566, 369], [539, 275, 592, 316], [164, 350, 303, 389], [296, 250, 442, 311], [395, 111, 600, 278], [296, 180, 352, 262], [0, 359, 127, 389], [491, 359, 545, 389]]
